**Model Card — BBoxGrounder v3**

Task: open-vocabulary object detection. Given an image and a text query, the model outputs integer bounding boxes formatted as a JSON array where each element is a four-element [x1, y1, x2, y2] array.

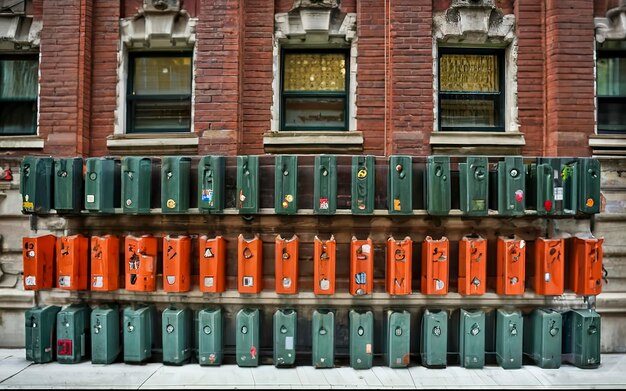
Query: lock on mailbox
[[497, 156, 526, 216], [161, 156, 191, 213], [25, 305, 61, 363], [199, 236, 226, 293], [236, 308, 260, 367], [238, 234, 263, 294], [312, 309, 334, 368], [421, 236, 449, 295], [570, 235, 604, 296], [349, 309, 374, 370], [274, 309, 297, 367], [90, 235, 120, 291], [578, 158, 601, 215], [523, 308, 562, 369], [275, 234, 298, 294], [388, 155, 413, 214], [386, 236, 412, 295], [56, 304, 91, 364], [458, 309, 485, 369], [275, 155, 298, 214], [351, 155, 375, 214], [163, 235, 191, 293], [20, 156, 53, 214], [85, 157, 119, 214], [91, 305, 120, 365], [420, 309, 448, 368], [350, 237, 374, 296], [458, 234, 487, 296], [121, 156, 152, 214], [123, 305, 156, 364], [198, 156, 225, 213], [562, 309, 601, 369], [125, 235, 158, 292], [197, 308, 223, 366], [496, 236, 526, 295], [314, 236, 336, 295], [56, 235, 89, 291], [54, 157, 83, 213], [237, 155, 259, 214], [425, 156, 451, 216], [459, 156, 489, 216], [162, 307, 192, 365], [314, 155, 337, 214], [23, 234, 56, 290], [495, 308, 523, 369], [384, 310, 411, 368], [533, 238, 565, 295]]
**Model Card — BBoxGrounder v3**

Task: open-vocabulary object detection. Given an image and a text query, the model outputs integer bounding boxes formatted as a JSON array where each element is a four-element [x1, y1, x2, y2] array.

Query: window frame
[[596, 45, 626, 135], [0, 53, 38, 136]]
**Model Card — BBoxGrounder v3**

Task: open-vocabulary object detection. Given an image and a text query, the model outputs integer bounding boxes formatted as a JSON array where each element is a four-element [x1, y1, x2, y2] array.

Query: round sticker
[[166, 199, 176, 209], [357, 168, 367, 179], [586, 198, 594, 207], [515, 190, 524, 202], [285, 194, 293, 203]]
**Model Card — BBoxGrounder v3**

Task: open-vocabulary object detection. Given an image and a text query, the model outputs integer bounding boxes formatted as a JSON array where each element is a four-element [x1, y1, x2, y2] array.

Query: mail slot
[[314, 236, 336, 295], [350, 237, 374, 296], [197, 155, 225, 213], [527, 162, 554, 215], [199, 236, 226, 293], [458, 309, 485, 369], [420, 309, 448, 368], [161, 156, 191, 213], [274, 309, 297, 367], [56, 303, 91, 364], [312, 309, 334, 368], [22, 234, 56, 290], [123, 305, 156, 364], [125, 235, 158, 292], [497, 156, 525, 216], [163, 235, 191, 293], [91, 305, 120, 365], [386, 236, 412, 295], [570, 236, 604, 296], [25, 305, 61, 363], [562, 309, 601, 369], [459, 156, 489, 216], [275, 155, 298, 215], [496, 236, 526, 295], [351, 155, 375, 214], [384, 310, 411, 368], [275, 234, 298, 294], [20, 156, 53, 214], [314, 155, 337, 214], [458, 234, 487, 296], [425, 155, 451, 216], [238, 234, 263, 294], [197, 308, 223, 366], [90, 235, 120, 291], [237, 155, 259, 214], [533, 238, 565, 295], [56, 234, 89, 291], [54, 157, 83, 213], [578, 158, 601, 215], [523, 308, 562, 369], [388, 155, 412, 215], [495, 308, 523, 369], [85, 157, 118, 214], [349, 309, 374, 370], [162, 307, 192, 365], [121, 156, 152, 214], [421, 236, 449, 295], [236, 308, 260, 367]]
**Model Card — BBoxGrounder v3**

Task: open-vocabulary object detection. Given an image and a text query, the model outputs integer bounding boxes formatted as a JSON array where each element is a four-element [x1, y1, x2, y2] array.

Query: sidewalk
[[1, 349, 626, 389]]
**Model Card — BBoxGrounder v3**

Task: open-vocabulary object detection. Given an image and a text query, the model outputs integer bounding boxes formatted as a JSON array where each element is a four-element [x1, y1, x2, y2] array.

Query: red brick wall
[[275, 0, 356, 13], [122, 0, 198, 17], [433, 0, 514, 14], [595, 0, 621, 16]]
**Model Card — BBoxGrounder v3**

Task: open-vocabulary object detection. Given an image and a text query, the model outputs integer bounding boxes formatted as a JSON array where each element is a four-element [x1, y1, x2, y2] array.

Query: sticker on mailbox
[[58, 339, 73, 356], [319, 198, 329, 210]]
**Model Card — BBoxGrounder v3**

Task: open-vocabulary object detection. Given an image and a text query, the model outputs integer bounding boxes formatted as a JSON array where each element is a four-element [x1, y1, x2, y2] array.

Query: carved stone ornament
[[121, 0, 196, 48], [276, 0, 354, 43], [291, 0, 340, 10], [0, 15, 41, 50], [595, 3, 626, 43], [433, 0, 515, 44]]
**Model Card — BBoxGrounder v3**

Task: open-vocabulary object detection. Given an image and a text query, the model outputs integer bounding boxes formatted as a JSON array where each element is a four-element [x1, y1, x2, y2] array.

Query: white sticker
[[320, 278, 330, 291], [28, 250, 35, 257], [58, 276, 70, 287], [520, 240, 525, 249], [86, 195, 95, 203], [204, 248, 213, 258], [243, 276, 253, 287], [285, 336, 294, 350], [282, 277, 291, 288], [25, 276, 36, 286], [554, 187, 564, 201], [361, 244, 371, 254], [435, 279, 445, 291], [204, 277, 214, 287], [366, 343, 372, 354], [166, 276, 176, 285], [93, 276, 103, 288], [544, 272, 551, 282]]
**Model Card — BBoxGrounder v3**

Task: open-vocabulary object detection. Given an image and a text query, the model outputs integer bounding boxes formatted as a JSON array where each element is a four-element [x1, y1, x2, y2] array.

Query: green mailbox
[[20, 156, 53, 214], [314, 155, 337, 215], [56, 304, 91, 364], [25, 305, 61, 363], [123, 305, 155, 364], [162, 307, 192, 365], [91, 305, 120, 365], [420, 309, 448, 368], [495, 309, 523, 369], [578, 158, 601, 215], [121, 156, 152, 214], [54, 157, 83, 213], [527, 162, 554, 215], [312, 309, 334, 368], [459, 156, 489, 216], [388, 156, 413, 215], [198, 156, 225, 213], [349, 309, 374, 369], [497, 156, 526, 216], [459, 309, 485, 369], [275, 155, 298, 215], [425, 156, 451, 216], [236, 155, 259, 214], [561, 159, 579, 215], [536, 158, 577, 215], [197, 308, 223, 366], [351, 155, 375, 214], [161, 156, 190, 214], [562, 309, 601, 369], [274, 309, 297, 367], [384, 310, 411, 368], [523, 308, 562, 369], [236, 308, 260, 367], [85, 157, 118, 214]]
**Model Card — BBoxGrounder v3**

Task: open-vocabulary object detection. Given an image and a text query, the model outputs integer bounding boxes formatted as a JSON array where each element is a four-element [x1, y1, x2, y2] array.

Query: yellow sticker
[[394, 199, 401, 211], [586, 198, 594, 207], [285, 194, 293, 203], [282, 201, 289, 208], [22, 201, 33, 210], [357, 168, 367, 179], [166, 199, 176, 209]]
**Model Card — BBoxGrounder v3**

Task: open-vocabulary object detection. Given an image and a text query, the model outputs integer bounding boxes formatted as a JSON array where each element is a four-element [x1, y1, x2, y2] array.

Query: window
[[127, 52, 192, 134], [597, 41, 626, 134], [438, 48, 505, 132], [0, 55, 37, 135], [281, 50, 349, 131]]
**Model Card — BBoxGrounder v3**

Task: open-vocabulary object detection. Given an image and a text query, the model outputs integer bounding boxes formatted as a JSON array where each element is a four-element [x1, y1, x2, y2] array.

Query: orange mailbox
[[275, 234, 298, 294], [314, 235, 336, 295], [56, 234, 89, 290], [238, 234, 263, 294], [23, 235, 57, 290], [458, 234, 487, 295], [90, 235, 120, 291], [533, 237, 564, 295], [350, 236, 374, 296], [386, 236, 412, 295], [421, 236, 449, 295], [199, 235, 226, 293], [125, 235, 158, 292], [496, 236, 526, 295], [571, 236, 604, 296], [163, 235, 191, 293]]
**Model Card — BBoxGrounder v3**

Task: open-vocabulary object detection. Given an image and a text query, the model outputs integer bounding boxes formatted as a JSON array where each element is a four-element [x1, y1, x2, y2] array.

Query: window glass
[[132, 57, 192, 95], [0, 58, 38, 135], [597, 43, 626, 134], [283, 53, 346, 92]]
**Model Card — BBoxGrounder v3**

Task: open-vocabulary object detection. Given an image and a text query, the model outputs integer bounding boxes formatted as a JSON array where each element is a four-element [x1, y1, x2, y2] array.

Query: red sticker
[[544, 200, 552, 212], [250, 345, 257, 359], [57, 339, 73, 356], [515, 190, 524, 202]]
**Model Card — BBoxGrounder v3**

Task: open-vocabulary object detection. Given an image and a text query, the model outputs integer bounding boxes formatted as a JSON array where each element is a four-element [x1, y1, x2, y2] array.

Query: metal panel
[[275, 155, 298, 214], [388, 155, 413, 215], [314, 155, 337, 214], [236, 155, 259, 214], [562, 309, 601, 369], [84, 157, 118, 214], [459, 156, 489, 216], [523, 308, 561, 369], [497, 156, 525, 216], [91, 305, 120, 365], [56, 304, 91, 364], [121, 156, 152, 214], [25, 305, 61, 363], [420, 309, 447, 368], [162, 307, 192, 365], [20, 156, 53, 214], [197, 308, 223, 366], [197, 156, 225, 213], [425, 156, 451, 216], [123, 305, 155, 364], [578, 158, 601, 214], [54, 157, 83, 213], [312, 309, 334, 368], [236, 308, 260, 367], [459, 309, 485, 369], [273, 309, 297, 367], [349, 310, 374, 369], [384, 310, 411, 368], [495, 308, 523, 369], [161, 156, 191, 213], [351, 155, 375, 214]]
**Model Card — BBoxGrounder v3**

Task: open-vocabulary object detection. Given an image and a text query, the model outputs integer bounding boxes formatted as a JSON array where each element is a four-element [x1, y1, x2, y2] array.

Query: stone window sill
[[107, 133, 199, 155], [589, 135, 626, 157], [429, 131, 525, 155], [0, 136, 44, 149], [263, 131, 364, 154]]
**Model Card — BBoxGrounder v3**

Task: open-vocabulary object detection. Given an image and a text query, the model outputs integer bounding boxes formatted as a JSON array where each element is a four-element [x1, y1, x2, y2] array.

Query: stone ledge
[[106, 133, 199, 155], [429, 131, 525, 155], [590, 135, 626, 157], [0, 136, 44, 150], [263, 131, 363, 154], [0, 288, 34, 309]]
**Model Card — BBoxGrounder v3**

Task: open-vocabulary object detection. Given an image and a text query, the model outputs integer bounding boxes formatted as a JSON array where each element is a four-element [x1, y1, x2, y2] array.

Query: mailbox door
[[91, 306, 120, 365], [237, 235, 263, 294], [54, 157, 83, 213], [23, 235, 56, 290], [313, 236, 336, 295], [161, 156, 191, 213], [563, 309, 601, 369], [56, 304, 91, 364], [121, 157, 152, 214], [529, 163, 555, 215], [198, 236, 226, 293], [275, 235, 298, 294], [85, 157, 117, 214], [237, 155, 259, 214], [497, 156, 525, 216], [459, 156, 489, 216], [533, 238, 565, 295], [459, 309, 485, 369], [275, 155, 298, 214], [561, 159, 579, 215], [524, 308, 561, 369], [349, 310, 374, 369], [90, 235, 120, 291], [162, 308, 192, 365], [312, 309, 334, 368], [198, 308, 223, 366], [125, 235, 158, 292], [425, 156, 451, 216], [495, 309, 523, 369], [314, 155, 337, 214], [421, 236, 449, 295], [163, 235, 191, 293], [578, 158, 601, 214], [236, 308, 260, 367], [458, 235, 487, 295], [571, 237, 603, 296], [123, 306, 155, 363], [198, 156, 225, 213], [20, 156, 53, 214], [496, 236, 526, 295], [350, 237, 374, 296], [273, 309, 297, 367], [386, 237, 412, 295], [351, 155, 375, 214], [25, 305, 60, 363], [420, 309, 448, 368], [384, 310, 411, 368], [388, 155, 413, 214], [56, 235, 88, 291]]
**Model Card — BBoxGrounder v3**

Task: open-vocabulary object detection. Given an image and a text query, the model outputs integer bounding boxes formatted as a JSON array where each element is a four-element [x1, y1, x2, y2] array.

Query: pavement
[[1, 349, 626, 389]]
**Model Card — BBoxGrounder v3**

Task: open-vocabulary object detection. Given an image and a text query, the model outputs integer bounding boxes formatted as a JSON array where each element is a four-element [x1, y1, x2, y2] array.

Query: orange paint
[[275, 234, 298, 294], [56, 235, 89, 290], [350, 236, 374, 296], [421, 236, 449, 295], [238, 234, 263, 294], [22, 235, 57, 290], [90, 235, 120, 291], [198, 236, 226, 293], [570, 236, 604, 296], [458, 234, 487, 296], [496, 236, 526, 295], [125, 235, 158, 292], [313, 235, 336, 295], [163, 235, 191, 293], [533, 237, 565, 295], [386, 236, 412, 295]]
